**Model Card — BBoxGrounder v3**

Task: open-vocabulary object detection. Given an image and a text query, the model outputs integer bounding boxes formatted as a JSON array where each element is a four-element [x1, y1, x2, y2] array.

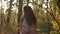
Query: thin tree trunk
[[27, 0, 29, 6], [32, 0, 35, 6], [7, 0, 13, 23], [6, 0, 13, 34], [47, 0, 51, 34], [18, 0, 23, 34]]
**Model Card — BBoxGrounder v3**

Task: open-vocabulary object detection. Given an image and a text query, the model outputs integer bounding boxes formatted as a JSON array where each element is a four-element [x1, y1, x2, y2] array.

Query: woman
[[20, 6, 37, 34]]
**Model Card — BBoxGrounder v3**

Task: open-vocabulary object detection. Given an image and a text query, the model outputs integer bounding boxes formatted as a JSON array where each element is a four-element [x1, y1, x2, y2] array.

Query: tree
[[48, 0, 60, 32], [27, 0, 29, 5], [5, 0, 13, 34], [18, 0, 23, 34]]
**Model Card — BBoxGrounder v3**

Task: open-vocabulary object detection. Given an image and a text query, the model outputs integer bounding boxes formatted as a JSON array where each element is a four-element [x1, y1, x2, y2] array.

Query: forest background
[[0, 0, 60, 34]]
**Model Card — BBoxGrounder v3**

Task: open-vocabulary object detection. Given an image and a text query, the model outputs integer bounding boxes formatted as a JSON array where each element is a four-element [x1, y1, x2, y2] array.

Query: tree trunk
[[6, 0, 13, 34], [7, 0, 13, 23], [27, 0, 29, 6], [18, 0, 23, 34]]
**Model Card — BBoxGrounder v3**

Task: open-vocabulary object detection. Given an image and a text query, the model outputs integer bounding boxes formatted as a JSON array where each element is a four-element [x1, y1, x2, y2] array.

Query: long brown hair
[[24, 6, 36, 26]]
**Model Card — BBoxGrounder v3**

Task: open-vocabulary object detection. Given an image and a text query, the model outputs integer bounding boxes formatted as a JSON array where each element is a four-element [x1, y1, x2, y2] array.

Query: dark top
[[20, 18, 36, 34]]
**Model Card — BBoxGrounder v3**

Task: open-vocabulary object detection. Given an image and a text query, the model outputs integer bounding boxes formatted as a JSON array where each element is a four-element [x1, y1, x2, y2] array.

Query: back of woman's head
[[24, 6, 36, 25]]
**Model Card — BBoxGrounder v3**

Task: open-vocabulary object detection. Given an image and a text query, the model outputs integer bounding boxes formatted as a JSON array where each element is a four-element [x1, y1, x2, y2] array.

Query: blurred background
[[0, 0, 60, 34]]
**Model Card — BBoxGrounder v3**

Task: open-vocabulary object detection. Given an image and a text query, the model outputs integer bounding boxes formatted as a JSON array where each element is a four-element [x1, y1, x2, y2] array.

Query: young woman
[[20, 6, 37, 34]]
